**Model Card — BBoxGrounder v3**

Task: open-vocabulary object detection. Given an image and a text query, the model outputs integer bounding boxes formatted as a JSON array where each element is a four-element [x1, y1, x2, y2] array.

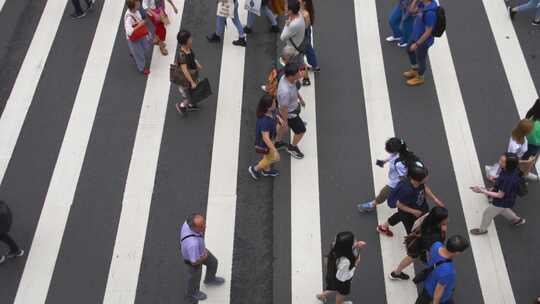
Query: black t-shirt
[[396, 180, 429, 213], [178, 49, 197, 70], [492, 170, 522, 208]]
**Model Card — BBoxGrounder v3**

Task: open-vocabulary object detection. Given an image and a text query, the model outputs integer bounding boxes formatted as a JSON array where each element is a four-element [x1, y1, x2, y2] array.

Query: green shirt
[[527, 120, 540, 146]]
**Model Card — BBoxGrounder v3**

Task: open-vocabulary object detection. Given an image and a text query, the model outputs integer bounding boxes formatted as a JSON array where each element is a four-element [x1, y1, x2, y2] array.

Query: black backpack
[[424, 6, 446, 38], [0, 201, 12, 234]]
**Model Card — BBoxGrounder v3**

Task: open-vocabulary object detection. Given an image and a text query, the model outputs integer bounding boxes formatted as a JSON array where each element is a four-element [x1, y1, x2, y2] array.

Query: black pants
[[0, 233, 20, 254], [71, 0, 91, 15], [388, 211, 416, 234], [415, 288, 454, 304]]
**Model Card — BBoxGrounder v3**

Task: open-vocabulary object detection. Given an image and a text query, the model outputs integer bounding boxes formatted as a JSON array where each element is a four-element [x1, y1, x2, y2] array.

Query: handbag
[[189, 78, 212, 104], [217, 0, 235, 17], [128, 15, 149, 42], [245, 0, 262, 16]]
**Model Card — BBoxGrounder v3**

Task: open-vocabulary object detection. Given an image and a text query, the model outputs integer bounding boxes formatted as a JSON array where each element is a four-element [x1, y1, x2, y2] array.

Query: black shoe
[[86, 0, 95, 11], [248, 166, 260, 180], [175, 102, 187, 116], [509, 7, 517, 20], [389, 271, 410, 281], [287, 145, 304, 159], [275, 141, 287, 151], [187, 104, 200, 112], [243, 26, 253, 34], [207, 33, 221, 43], [533, 19, 540, 26], [270, 25, 280, 33], [71, 12, 86, 19], [302, 78, 311, 86], [6, 249, 24, 259], [232, 37, 247, 47]]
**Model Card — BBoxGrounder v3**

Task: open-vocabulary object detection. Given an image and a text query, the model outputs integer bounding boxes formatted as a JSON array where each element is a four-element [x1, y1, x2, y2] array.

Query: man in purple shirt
[[180, 213, 225, 303]]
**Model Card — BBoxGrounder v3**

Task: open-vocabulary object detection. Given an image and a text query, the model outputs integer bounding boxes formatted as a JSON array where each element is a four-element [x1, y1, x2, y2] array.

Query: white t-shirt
[[335, 257, 356, 282], [387, 153, 408, 188], [507, 137, 528, 158]]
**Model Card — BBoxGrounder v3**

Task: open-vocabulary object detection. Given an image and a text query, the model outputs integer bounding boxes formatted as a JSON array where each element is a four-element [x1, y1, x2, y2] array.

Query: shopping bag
[[245, 0, 262, 16], [190, 78, 212, 104], [217, 0, 234, 17]]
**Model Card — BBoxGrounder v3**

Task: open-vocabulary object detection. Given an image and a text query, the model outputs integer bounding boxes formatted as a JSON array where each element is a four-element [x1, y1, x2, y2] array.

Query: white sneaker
[[344, 301, 353, 304], [385, 35, 401, 42], [397, 42, 408, 48]]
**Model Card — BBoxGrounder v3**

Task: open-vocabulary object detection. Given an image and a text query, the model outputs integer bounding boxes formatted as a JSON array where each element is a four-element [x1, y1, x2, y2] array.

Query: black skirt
[[325, 275, 352, 295]]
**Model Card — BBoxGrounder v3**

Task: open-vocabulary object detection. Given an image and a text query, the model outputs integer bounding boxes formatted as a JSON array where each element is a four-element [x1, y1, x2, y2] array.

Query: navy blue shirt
[[492, 170, 522, 208], [397, 180, 429, 213], [411, 1, 437, 47], [425, 242, 455, 303], [255, 114, 277, 150]]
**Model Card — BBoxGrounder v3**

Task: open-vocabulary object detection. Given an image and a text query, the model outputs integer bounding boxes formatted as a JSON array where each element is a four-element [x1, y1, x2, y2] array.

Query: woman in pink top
[[142, 0, 178, 55]]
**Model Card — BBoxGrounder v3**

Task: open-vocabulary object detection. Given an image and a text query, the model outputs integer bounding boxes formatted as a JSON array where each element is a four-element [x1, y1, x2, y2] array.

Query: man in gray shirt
[[180, 213, 225, 303], [275, 63, 306, 159], [280, 1, 305, 57]]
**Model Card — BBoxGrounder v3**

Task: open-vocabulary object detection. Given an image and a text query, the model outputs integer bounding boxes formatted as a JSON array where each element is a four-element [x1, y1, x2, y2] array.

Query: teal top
[[527, 120, 540, 146]]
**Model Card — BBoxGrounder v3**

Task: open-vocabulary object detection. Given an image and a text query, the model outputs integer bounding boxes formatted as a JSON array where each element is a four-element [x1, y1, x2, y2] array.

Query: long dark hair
[[503, 152, 519, 173], [256, 95, 275, 118], [329, 231, 355, 270], [420, 207, 448, 237], [526, 98, 540, 121], [302, 0, 315, 25]]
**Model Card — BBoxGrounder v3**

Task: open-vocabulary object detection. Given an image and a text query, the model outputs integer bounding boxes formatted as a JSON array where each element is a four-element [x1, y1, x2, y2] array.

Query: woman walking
[[509, 0, 540, 26], [248, 95, 282, 180], [175, 30, 202, 115], [523, 99, 540, 160], [300, 0, 320, 73], [316, 232, 367, 304], [142, 0, 178, 55], [125, 0, 151, 75], [389, 206, 448, 281], [471, 152, 526, 235]]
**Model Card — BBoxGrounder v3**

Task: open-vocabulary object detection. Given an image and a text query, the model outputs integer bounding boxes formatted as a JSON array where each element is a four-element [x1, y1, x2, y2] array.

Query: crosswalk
[[0, 0, 539, 303]]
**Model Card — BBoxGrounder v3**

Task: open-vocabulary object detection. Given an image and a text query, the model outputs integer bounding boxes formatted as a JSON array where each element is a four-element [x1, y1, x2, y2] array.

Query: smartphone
[[376, 160, 385, 167]]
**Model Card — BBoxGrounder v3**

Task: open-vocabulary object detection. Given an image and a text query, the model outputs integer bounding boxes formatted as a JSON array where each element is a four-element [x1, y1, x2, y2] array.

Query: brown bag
[[269, 0, 286, 16]]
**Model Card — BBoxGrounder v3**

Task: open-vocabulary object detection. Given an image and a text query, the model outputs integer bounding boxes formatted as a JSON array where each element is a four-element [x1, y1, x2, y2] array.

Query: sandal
[[159, 44, 168, 56], [316, 294, 327, 303], [470, 228, 488, 235]]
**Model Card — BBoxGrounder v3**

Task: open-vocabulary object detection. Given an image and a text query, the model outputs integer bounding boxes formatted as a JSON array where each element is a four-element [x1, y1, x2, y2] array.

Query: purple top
[[180, 221, 205, 264]]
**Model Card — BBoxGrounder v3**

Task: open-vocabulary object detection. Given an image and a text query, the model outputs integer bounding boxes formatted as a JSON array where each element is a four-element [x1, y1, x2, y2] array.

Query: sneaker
[[261, 168, 280, 177], [0, 255, 5, 264], [357, 201, 375, 213], [70, 12, 86, 19], [275, 141, 287, 151], [312, 66, 321, 72], [470, 228, 488, 235], [385, 35, 401, 42], [175, 102, 187, 115], [406, 75, 425, 86], [512, 218, 526, 227], [204, 276, 225, 285], [248, 166, 260, 180], [243, 26, 253, 34], [192, 291, 207, 301], [287, 145, 304, 159], [533, 19, 540, 26], [402, 69, 419, 79], [377, 224, 394, 237], [143, 68, 150, 76], [397, 42, 408, 48], [270, 25, 280, 33], [206, 33, 221, 43], [389, 271, 410, 281], [6, 249, 24, 259], [508, 6, 517, 20], [232, 37, 247, 47]]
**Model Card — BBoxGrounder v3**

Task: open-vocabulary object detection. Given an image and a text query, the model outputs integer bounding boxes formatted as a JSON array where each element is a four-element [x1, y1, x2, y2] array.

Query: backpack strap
[[181, 234, 201, 242], [432, 258, 452, 269]]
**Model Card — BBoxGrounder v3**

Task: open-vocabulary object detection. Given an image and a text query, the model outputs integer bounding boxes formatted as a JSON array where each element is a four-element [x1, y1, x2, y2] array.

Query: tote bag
[[217, 0, 235, 18], [245, 0, 262, 16], [190, 78, 212, 104]]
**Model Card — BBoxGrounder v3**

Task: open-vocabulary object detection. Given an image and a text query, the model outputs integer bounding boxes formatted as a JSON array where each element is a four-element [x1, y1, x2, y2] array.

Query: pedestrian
[[415, 235, 470, 304], [385, 0, 415, 48], [471, 152, 527, 235], [124, 0, 151, 75], [261, 45, 298, 95], [207, 0, 247, 47], [142, 0, 178, 56], [175, 30, 203, 115], [299, 0, 320, 72], [402, 0, 438, 86], [0, 200, 24, 264], [275, 63, 307, 159], [358, 137, 411, 212], [389, 206, 448, 281], [377, 162, 445, 237], [248, 95, 282, 180], [180, 213, 225, 303], [523, 98, 540, 160], [71, 0, 95, 19], [280, 0, 310, 86], [244, 0, 280, 34], [508, 0, 540, 26], [316, 231, 367, 304]]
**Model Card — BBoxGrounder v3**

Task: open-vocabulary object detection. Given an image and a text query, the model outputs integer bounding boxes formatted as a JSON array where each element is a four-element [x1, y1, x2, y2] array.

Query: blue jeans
[[127, 36, 151, 72], [216, 0, 245, 38], [515, 0, 540, 19], [247, 4, 277, 27], [400, 16, 414, 45], [407, 42, 431, 76], [304, 26, 318, 68], [389, 4, 404, 38]]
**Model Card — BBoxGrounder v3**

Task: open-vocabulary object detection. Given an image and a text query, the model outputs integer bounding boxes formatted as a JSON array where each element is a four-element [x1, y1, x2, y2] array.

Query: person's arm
[[181, 63, 197, 89], [408, 0, 418, 13], [410, 9, 434, 51], [279, 106, 289, 128], [396, 201, 423, 217], [298, 92, 305, 107], [432, 283, 446, 304], [262, 131, 280, 161], [470, 186, 505, 199], [425, 185, 445, 207], [166, 0, 179, 13]]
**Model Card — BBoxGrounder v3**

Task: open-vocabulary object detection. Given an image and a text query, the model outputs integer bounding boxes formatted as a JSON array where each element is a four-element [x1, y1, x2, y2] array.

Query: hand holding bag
[[189, 78, 212, 104], [128, 15, 149, 42], [245, 0, 262, 16], [217, 0, 235, 17]]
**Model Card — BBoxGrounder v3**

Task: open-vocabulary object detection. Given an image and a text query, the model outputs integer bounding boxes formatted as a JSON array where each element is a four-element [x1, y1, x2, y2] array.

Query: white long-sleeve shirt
[[280, 15, 305, 51], [335, 257, 356, 282], [124, 10, 143, 38]]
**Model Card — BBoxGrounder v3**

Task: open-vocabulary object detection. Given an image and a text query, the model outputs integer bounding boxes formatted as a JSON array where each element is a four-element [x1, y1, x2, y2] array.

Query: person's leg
[[535, 3, 540, 20], [305, 44, 318, 69], [499, 208, 521, 223], [247, 11, 255, 28], [335, 292, 346, 304], [71, 0, 84, 15], [262, 4, 278, 26], [407, 46, 418, 70], [386, 212, 401, 228], [0, 233, 21, 254], [375, 185, 393, 205], [127, 40, 146, 72], [216, 15, 226, 37], [185, 265, 202, 302], [255, 153, 276, 172], [401, 16, 414, 44], [394, 255, 414, 274], [415, 288, 433, 304], [203, 250, 218, 281], [291, 132, 305, 146], [514, 0, 539, 12], [388, 4, 403, 39], [480, 205, 504, 231], [231, 1, 246, 38], [416, 44, 430, 76]]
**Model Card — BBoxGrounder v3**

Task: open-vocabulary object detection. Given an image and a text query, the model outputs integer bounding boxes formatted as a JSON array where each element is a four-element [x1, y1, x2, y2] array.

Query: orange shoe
[[403, 69, 419, 79], [406, 75, 425, 86]]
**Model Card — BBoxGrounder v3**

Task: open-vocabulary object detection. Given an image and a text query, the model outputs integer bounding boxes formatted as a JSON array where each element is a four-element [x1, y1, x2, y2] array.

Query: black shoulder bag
[[412, 259, 452, 284]]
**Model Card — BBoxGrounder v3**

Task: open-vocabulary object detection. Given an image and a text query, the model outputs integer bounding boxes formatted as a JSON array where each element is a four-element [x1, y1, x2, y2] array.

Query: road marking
[[0, 0, 67, 188], [13, 1, 125, 303], [481, 0, 539, 172], [199, 6, 247, 304], [353, 0, 418, 302], [101, 2, 185, 303], [0, 0, 6, 13], [290, 49, 322, 304], [430, 23, 516, 304]]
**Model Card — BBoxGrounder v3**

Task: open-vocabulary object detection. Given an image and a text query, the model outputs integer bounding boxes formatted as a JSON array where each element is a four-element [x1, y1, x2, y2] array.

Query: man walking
[[403, 0, 437, 86], [0, 200, 24, 264], [275, 63, 306, 159], [71, 0, 95, 19], [207, 0, 247, 47], [415, 235, 470, 304], [180, 213, 225, 303], [280, 0, 305, 66]]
